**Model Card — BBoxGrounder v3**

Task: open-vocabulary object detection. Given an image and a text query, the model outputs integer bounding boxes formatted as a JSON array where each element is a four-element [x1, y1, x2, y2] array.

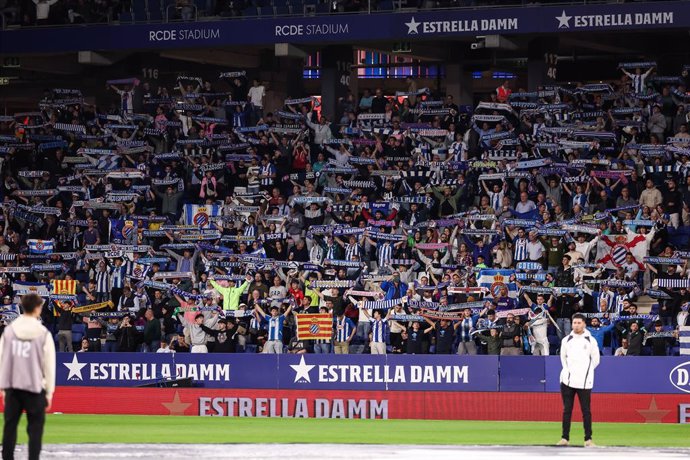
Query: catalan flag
[[51, 279, 77, 296], [295, 313, 332, 340], [51, 279, 77, 316]]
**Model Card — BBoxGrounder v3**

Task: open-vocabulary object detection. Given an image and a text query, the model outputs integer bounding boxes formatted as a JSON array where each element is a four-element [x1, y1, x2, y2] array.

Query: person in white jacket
[[305, 112, 333, 145], [558, 313, 600, 448], [0, 293, 56, 460]]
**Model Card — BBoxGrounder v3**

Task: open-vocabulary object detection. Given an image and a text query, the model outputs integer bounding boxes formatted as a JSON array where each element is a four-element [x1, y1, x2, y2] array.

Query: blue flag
[[109, 219, 138, 244], [183, 204, 222, 228], [27, 239, 54, 255], [477, 269, 518, 298]]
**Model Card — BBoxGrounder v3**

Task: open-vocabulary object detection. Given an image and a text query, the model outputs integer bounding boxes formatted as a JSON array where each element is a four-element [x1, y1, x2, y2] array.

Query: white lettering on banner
[[405, 16, 518, 35], [555, 10, 673, 29], [310, 360, 468, 384], [200, 397, 388, 418], [274, 23, 349, 37], [148, 28, 220, 42], [669, 361, 690, 394], [75, 354, 229, 382], [680, 404, 690, 424]]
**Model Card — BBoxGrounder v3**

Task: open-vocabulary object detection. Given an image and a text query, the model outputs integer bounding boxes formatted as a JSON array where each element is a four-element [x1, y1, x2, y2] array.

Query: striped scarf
[[362, 298, 407, 310], [657, 279, 690, 289], [310, 280, 356, 288]]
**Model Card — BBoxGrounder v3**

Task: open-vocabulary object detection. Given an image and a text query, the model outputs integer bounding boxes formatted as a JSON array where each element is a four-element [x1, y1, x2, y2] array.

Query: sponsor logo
[[198, 396, 388, 418], [62, 354, 230, 382], [274, 23, 349, 37], [405, 15, 518, 35], [680, 404, 690, 424], [64, 354, 87, 381], [670, 361, 690, 394], [555, 10, 673, 29], [290, 356, 469, 384], [148, 28, 220, 42]]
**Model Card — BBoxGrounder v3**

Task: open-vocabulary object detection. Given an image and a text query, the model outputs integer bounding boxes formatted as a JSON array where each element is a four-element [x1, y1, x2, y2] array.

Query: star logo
[[290, 356, 315, 383], [636, 397, 670, 423], [555, 10, 572, 29], [405, 17, 420, 34], [63, 354, 86, 381], [162, 391, 191, 416]]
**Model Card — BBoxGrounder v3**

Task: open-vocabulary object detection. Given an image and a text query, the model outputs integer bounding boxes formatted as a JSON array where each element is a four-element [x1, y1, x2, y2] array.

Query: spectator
[[32, 0, 57, 24], [254, 303, 292, 354], [479, 327, 502, 355], [625, 322, 644, 356], [614, 338, 629, 356], [176, 310, 219, 353], [499, 313, 523, 356]]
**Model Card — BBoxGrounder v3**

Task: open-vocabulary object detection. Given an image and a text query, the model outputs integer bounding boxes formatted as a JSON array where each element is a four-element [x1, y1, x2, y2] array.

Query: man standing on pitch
[[0, 294, 56, 460], [558, 313, 599, 447]]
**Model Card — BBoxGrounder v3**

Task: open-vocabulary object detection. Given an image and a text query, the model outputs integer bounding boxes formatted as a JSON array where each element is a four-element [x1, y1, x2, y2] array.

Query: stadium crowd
[[0, 61, 689, 358]]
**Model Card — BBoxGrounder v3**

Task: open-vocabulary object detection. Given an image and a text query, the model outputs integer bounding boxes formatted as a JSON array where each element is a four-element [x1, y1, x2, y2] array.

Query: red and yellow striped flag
[[295, 313, 332, 340], [52, 279, 76, 296], [51, 280, 77, 316]]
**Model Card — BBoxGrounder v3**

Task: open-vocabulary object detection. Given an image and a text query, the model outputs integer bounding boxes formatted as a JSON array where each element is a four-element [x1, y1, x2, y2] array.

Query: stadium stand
[[0, 53, 688, 358]]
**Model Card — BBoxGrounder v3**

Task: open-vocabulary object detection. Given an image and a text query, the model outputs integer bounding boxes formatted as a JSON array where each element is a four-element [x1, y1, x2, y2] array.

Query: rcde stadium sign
[[56, 353, 690, 394], [0, 1, 688, 53]]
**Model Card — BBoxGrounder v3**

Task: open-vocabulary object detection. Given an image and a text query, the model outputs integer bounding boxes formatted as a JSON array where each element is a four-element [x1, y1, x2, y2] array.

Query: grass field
[[3, 415, 689, 447]]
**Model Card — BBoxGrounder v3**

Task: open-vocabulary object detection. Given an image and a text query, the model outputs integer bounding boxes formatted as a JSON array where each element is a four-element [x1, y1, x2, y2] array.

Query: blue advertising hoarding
[[1, 1, 688, 54], [59, 352, 499, 391], [57, 352, 690, 394]]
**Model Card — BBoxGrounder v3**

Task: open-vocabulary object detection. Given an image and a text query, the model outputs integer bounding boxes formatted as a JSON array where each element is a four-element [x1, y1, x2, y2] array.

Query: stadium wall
[[21, 353, 689, 422]]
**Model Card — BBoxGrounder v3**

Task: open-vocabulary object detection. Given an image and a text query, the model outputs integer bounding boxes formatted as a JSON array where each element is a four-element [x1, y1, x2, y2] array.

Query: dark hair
[[654, 320, 663, 327], [571, 313, 586, 322], [195, 313, 204, 320], [21, 293, 43, 314]]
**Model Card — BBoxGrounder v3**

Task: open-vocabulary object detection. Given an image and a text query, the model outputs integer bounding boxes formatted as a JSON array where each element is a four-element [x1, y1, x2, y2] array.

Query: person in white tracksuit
[[557, 313, 600, 447], [527, 305, 550, 356], [524, 293, 553, 356]]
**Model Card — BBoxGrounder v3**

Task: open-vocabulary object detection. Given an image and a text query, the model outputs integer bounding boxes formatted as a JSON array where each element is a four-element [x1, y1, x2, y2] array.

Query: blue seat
[[148, 0, 163, 20], [193, 0, 207, 15], [242, 6, 260, 16], [274, 6, 290, 15], [244, 344, 258, 353], [602, 346, 612, 356], [377, 0, 394, 10], [133, 0, 148, 21], [315, 3, 330, 13], [119, 11, 134, 23]]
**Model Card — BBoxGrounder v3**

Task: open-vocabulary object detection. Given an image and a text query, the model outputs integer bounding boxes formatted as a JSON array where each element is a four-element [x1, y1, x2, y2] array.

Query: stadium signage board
[[57, 353, 498, 391], [0, 1, 688, 53], [669, 361, 690, 394], [56, 353, 690, 395], [4, 386, 687, 422]]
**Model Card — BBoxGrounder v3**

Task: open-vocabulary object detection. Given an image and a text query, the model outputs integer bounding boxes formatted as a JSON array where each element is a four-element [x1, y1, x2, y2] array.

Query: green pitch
[[4, 415, 689, 447]]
